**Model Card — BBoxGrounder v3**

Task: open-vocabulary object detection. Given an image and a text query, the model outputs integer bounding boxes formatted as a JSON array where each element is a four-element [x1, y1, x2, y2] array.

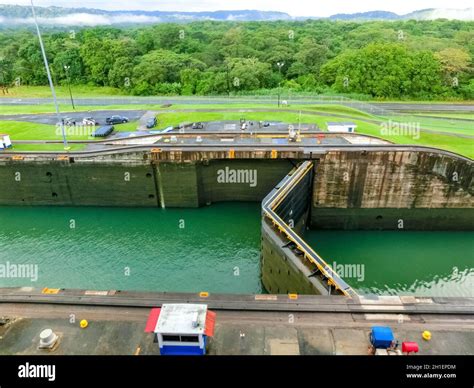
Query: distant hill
[[0, 5, 292, 26], [404, 8, 474, 21], [328, 11, 402, 21], [0, 4, 472, 27]]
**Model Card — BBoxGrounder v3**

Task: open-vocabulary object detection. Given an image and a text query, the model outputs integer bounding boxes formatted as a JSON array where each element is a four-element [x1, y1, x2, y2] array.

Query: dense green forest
[[0, 19, 472, 99]]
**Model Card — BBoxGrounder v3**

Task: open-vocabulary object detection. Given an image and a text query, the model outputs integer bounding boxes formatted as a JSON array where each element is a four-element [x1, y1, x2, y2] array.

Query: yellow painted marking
[[199, 291, 209, 298], [42, 287, 60, 294], [12, 155, 24, 161], [228, 149, 235, 159], [288, 294, 298, 300], [56, 155, 69, 161], [271, 150, 278, 159], [151, 148, 162, 153]]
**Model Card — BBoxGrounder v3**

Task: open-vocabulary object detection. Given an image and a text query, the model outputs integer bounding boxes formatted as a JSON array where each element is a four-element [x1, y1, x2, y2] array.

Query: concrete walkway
[[0, 303, 472, 355]]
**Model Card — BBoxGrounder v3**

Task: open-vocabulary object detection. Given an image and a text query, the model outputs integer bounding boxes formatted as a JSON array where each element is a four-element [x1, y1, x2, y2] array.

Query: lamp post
[[30, 0, 69, 150], [276, 62, 285, 108], [64, 65, 75, 110]]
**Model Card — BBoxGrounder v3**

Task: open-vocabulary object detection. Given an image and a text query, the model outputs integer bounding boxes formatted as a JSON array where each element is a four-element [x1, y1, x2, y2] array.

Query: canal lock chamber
[[0, 149, 472, 296]]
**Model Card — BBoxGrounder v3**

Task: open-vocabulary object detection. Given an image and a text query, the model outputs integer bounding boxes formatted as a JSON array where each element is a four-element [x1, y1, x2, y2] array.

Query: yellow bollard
[[422, 330, 431, 341]]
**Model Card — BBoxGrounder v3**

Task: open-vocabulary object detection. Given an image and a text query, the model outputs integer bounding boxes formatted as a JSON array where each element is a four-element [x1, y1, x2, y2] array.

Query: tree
[[226, 57, 274, 91], [132, 50, 204, 94], [435, 48, 471, 79], [287, 38, 329, 78], [320, 43, 445, 98]]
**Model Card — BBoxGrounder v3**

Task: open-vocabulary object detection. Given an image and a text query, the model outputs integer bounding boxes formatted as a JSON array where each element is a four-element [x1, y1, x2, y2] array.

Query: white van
[[0, 134, 12, 149]]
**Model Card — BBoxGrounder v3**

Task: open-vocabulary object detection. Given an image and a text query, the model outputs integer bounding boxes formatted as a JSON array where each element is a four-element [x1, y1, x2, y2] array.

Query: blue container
[[370, 326, 394, 349]]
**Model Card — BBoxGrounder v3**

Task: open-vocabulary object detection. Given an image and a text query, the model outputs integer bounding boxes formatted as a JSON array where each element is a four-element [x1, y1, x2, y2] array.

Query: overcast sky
[[1, 0, 472, 17]]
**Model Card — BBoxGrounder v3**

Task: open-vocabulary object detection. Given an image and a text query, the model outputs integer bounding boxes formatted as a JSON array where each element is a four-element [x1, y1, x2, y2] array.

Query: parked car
[[146, 117, 157, 129], [192, 122, 204, 130], [83, 117, 97, 126], [106, 115, 129, 125], [63, 117, 76, 126], [92, 125, 114, 138], [263, 122, 270, 127]]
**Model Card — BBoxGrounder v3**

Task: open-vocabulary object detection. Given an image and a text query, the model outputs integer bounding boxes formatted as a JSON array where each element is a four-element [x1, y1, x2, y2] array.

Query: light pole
[[64, 65, 75, 110], [276, 62, 285, 108], [30, 0, 69, 150]]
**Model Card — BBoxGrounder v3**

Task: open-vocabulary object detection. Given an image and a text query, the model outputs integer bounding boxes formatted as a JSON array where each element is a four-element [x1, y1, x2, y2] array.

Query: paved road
[[0, 96, 472, 112], [0, 110, 145, 125]]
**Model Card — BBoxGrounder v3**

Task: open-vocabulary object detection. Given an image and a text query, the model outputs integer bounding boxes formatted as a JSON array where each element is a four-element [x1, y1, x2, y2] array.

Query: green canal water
[[0, 204, 472, 297], [305, 231, 474, 297], [0, 204, 263, 294]]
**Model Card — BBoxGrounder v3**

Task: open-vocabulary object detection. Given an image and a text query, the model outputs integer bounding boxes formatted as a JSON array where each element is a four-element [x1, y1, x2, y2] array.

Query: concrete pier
[[0, 288, 473, 355]]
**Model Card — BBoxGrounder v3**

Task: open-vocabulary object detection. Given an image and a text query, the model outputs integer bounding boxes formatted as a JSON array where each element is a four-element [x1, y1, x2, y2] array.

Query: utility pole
[[31, 0, 69, 150], [276, 62, 285, 108], [64, 65, 75, 110]]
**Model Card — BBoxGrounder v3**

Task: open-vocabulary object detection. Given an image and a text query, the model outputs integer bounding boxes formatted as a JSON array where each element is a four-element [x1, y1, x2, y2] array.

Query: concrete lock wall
[[311, 151, 474, 230], [260, 163, 332, 295], [261, 220, 327, 295], [0, 157, 295, 207], [155, 159, 294, 208], [0, 161, 158, 207]]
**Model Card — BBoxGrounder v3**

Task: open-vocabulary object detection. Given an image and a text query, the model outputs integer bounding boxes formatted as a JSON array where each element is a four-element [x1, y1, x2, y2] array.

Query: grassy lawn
[[0, 121, 91, 141], [0, 85, 125, 98], [0, 102, 375, 116], [413, 113, 474, 120], [294, 104, 376, 119], [0, 120, 138, 141], [1, 85, 472, 104], [9, 144, 87, 152], [373, 100, 474, 105], [0, 104, 162, 115], [356, 125, 473, 159], [379, 114, 474, 136]]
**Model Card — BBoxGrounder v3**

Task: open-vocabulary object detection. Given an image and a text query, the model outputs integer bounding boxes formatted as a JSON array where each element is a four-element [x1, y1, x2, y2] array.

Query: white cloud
[[2, 0, 473, 17], [0, 13, 163, 26]]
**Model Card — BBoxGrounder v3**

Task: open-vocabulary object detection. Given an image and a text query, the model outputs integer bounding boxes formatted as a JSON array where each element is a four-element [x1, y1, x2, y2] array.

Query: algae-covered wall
[[312, 151, 474, 230], [0, 161, 157, 207], [261, 221, 327, 295], [0, 156, 294, 208], [198, 159, 294, 205]]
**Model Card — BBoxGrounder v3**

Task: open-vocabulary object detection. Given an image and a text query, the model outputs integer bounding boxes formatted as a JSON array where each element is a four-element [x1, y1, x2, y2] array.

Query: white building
[[145, 304, 216, 355], [326, 122, 357, 133]]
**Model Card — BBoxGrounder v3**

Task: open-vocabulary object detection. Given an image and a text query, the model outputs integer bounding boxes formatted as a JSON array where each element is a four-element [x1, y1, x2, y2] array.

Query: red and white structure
[[145, 304, 216, 356]]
